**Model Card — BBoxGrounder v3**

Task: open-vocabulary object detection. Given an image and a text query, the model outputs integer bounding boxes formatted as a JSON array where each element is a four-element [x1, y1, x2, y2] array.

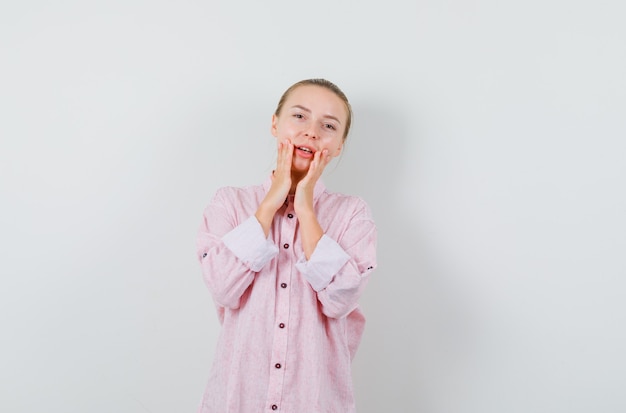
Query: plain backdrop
[[1, 1, 625, 412]]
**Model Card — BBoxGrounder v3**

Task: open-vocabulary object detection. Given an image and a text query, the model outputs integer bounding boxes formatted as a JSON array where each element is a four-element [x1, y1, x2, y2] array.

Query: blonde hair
[[274, 79, 353, 142]]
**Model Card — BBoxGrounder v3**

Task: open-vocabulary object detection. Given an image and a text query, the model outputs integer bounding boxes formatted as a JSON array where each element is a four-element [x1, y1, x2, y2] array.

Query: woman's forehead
[[284, 85, 347, 119]]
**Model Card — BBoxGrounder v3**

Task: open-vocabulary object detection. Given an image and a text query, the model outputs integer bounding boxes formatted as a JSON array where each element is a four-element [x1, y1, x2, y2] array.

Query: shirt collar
[[262, 173, 326, 203]]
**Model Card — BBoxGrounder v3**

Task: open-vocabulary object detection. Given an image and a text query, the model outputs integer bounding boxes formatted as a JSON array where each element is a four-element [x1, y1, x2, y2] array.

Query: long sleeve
[[196, 188, 278, 310], [296, 199, 377, 318]]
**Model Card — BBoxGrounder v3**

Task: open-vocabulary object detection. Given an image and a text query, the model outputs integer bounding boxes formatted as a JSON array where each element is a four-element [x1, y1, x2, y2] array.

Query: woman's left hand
[[294, 149, 331, 216], [294, 148, 332, 259]]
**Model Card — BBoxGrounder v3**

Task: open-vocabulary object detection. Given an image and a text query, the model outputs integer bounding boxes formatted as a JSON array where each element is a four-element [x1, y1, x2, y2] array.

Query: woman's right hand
[[255, 139, 293, 236]]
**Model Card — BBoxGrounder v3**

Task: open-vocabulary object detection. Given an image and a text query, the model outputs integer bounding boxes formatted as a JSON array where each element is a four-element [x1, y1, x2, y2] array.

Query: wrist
[[257, 201, 277, 220], [255, 202, 278, 237], [294, 204, 315, 219]]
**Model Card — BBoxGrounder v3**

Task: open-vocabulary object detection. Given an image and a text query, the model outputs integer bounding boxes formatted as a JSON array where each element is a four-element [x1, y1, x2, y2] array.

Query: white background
[[1, 1, 625, 412]]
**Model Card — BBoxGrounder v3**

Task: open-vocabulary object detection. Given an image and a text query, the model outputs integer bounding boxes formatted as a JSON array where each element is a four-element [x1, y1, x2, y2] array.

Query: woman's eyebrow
[[290, 105, 342, 124], [291, 104, 311, 114]]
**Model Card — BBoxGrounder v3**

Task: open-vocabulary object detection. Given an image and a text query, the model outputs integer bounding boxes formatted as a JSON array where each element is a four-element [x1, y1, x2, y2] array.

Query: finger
[[314, 149, 329, 173], [277, 140, 291, 172], [305, 150, 321, 175], [276, 141, 284, 165], [303, 149, 326, 182], [321, 149, 331, 167], [282, 140, 293, 171]]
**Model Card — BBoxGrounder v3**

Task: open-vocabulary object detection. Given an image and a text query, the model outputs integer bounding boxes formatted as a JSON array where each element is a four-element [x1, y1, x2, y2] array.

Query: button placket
[[265, 206, 296, 410]]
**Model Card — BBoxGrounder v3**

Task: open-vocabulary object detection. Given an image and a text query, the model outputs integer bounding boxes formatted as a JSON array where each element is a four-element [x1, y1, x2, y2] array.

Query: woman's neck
[[289, 170, 306, 194]]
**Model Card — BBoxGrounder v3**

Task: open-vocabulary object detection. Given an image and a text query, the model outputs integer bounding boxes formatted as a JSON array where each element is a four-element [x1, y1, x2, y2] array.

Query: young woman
[[196, 79, 377, 412]]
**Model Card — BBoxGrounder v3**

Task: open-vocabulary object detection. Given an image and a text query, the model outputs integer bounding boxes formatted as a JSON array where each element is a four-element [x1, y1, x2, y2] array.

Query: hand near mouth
[[295, 148, 331, 209], [255, 140, 294, 236], [294, 148, 332, 259]]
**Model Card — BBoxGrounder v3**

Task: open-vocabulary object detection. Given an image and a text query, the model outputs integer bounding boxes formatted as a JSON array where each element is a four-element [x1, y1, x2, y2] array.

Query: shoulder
[[318, 189, 375, 222], [212, 183, 264, 199], [207, 183, 265, 209]]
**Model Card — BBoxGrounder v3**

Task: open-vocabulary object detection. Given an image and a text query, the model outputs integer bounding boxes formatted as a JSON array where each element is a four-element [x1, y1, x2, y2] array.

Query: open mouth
[[296, 146, 315, 156]]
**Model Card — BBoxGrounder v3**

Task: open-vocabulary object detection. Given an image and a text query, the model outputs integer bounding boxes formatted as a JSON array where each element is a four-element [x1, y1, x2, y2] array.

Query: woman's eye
[[324, 123, 336, 130], [293, 113, 304, 119]]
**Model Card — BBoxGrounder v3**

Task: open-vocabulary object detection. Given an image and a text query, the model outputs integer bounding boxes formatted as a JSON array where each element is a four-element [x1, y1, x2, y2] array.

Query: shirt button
[[275, 363, 282, 369], [287, 213, 294, 218], [280, 283, 287, 288], [283, 243, 289, 249], [271, 405, 278, 410], [279, 323, 285, 328]]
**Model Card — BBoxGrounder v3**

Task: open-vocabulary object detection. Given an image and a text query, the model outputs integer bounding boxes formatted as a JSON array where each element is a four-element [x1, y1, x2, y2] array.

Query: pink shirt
[[196, 177, 377, 413]]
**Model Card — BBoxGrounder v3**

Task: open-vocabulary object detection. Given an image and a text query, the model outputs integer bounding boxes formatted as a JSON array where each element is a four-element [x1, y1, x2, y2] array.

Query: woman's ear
[[270, 114, 278, 137]]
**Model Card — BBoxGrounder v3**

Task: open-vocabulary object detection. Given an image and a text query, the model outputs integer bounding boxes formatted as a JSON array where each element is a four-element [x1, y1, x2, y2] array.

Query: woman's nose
[[304, 126, 319, 139]]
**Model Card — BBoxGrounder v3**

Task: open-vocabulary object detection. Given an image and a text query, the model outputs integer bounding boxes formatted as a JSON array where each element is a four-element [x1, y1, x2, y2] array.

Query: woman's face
[[271, 85, 347, 175]]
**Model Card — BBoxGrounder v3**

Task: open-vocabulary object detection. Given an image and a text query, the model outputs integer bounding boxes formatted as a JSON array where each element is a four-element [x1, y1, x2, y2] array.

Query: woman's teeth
[[298, 147, 313, 153]]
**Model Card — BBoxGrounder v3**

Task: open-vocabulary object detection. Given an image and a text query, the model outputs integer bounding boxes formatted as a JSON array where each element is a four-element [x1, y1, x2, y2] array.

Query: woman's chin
[[291, 159, 311, 173]]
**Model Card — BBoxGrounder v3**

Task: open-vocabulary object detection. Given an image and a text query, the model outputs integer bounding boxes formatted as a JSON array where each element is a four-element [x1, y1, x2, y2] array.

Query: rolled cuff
[[296, 234, 350, 292], [222, 216, 279, 272]]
